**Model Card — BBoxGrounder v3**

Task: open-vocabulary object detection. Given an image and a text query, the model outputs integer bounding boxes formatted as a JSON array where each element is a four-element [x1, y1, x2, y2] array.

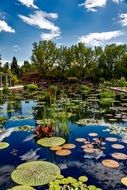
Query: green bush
[[99, 98, 114, 107], [24, 84, 38, 91], [2, 87, 9, 94], [79, 85, 91, 94], [100, 90, 115, 98]]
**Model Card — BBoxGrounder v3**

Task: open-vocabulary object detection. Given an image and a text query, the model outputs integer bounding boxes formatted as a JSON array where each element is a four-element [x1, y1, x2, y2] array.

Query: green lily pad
[[37, 137, 65, 147], [0, 142, 9, 149], [11, 161, 60, 187], [10, 185, 35, 190]]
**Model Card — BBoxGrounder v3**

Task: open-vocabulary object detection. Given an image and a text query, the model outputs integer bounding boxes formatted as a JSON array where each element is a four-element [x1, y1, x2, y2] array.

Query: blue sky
[[0, 0, 127, 65]]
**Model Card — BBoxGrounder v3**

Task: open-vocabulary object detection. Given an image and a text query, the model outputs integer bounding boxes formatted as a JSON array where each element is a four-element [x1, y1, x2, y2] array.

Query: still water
[[0, 100, 127, 190]]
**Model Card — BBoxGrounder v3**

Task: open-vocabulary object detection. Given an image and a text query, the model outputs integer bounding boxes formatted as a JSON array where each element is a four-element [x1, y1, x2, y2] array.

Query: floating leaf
[[50, 146, 62, 151], [89, 133, 98, 137], [76, 138, 87, 142], [84, 148, 95, 153], [106, 137, 117, 142], [56, 149, 71, 156], [0, 142, 9, 149], [11, 161, 60, 186], [111, 153, 127, 160], [102, 159, 119, 168], [37, 137, 65, 147], [111, 144, 124, 149], [62, 144, 76, 149], [78, 176, 88, 182], [10, 185, 35, 190], [121, 177, 127, 186]]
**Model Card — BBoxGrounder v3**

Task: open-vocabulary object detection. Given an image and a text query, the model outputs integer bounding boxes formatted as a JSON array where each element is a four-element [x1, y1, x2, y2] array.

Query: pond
[[0, 89, 127, 190]]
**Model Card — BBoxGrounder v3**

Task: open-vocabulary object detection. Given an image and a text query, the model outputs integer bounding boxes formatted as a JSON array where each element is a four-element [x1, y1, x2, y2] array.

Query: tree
[[3, 62, 9, 72], [31, 40, 58, 79], [11, 57, 20, 77]]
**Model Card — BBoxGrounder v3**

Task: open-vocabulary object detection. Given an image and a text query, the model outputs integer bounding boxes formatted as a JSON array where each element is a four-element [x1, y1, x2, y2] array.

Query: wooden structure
[[0, 72, 11, 87], [21, 72, 41, 84]]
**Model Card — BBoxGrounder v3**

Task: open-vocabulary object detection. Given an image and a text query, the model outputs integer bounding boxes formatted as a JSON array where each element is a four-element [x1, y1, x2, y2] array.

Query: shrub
[[2, 87, 9, 94], [100, 90, 115, 98], [24, 84, 38, 91]]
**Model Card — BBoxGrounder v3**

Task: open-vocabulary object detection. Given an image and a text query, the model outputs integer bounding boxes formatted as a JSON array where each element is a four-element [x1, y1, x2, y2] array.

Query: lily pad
[[11, 161, 60, 186], [56, 149, 71, 156], [111, 153, 127, 160], [121, 177, 127, 186], [89, 133, 98, 137], [50, 146, 62, 151], [10, 185, 35, 190], [0, 142, 9, 149], [102, 159, 119, 168], [37, 137, 65, 147], [106, 137, 117, 142], [76, 138, 87, 142], [62, 144, 76, 149], [111, 144, 125, 149]]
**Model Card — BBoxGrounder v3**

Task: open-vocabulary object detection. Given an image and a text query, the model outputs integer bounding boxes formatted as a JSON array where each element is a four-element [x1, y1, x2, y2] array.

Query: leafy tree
[[31, 40, 58, 79], [11, 57, 20, 77]]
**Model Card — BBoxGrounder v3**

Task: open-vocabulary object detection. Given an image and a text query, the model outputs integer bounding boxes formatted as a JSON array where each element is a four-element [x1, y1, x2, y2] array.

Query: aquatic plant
[[11, 161, 60, 186], [99, 98, 114, 107], [111, 144, 124, 149], [10, 185, 35, 190], [0, 116, 6, 123], [56, 149, 71, 156], [49, 175, 101, 190], [62, 143, 76, 149], [34, 125, 54, 138], [104, 125, 127, 136], [102, 159, 119, 168], [37, 137, 65, 147], [121, 177, 127, 186], [111, 153, 127, 160], [0, 142, 9, 149]]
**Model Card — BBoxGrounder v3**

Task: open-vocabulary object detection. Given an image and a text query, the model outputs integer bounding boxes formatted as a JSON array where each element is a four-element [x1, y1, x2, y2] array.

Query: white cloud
[[41, 31, 61, 40], [79, 0, 122, 12], [78, 30, 123, 46], [18, 0, 38, 9], [119, 13, 127, 26], [12, 45, 21, 52], [18, 11, 60, 40], [0, 20, 15, 33]]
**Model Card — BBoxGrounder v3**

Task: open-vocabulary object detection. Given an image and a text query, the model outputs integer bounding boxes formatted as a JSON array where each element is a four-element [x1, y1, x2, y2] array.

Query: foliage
[[34, 125, 54, 137], [0, 116, 6, 123], [10, 185, 35, 190], [0, 142, 9, 149], [100, 90, 115, 98], [2, 87, 9, 94], [24, 84, 38, 91], [99, 98, 114, 107], [49, 175, 101, 190], [37, 137, 65, 147], [11, 161, 60, 186]]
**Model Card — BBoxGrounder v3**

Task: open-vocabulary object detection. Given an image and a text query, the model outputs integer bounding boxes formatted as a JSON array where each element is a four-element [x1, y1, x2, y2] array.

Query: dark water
[[0, 100, 127, 190]]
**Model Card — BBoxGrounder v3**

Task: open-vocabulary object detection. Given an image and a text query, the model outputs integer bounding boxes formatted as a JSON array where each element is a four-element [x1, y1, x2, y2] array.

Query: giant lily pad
[[0, 142, 9, 149], [10, 185, 35, 190], [37, 137, 65, 147], [11, 161, 60, 186]]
